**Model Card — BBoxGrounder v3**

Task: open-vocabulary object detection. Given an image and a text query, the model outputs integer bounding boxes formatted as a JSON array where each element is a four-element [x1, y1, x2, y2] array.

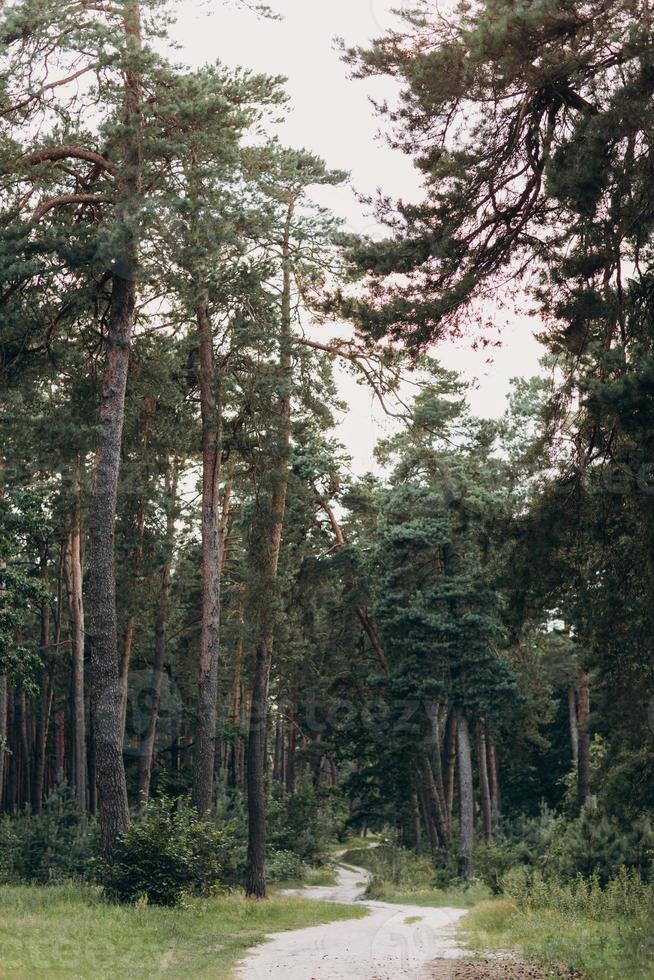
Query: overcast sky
[[173, 0, 544, 471]]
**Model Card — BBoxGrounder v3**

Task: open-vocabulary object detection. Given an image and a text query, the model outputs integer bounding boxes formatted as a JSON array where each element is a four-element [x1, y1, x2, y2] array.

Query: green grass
[[341, 844, 491, 908], [0, 883, 368, 979], [272, 865, 338, 889], [462, 898, 654, 980], [365, 881, 492, 908]]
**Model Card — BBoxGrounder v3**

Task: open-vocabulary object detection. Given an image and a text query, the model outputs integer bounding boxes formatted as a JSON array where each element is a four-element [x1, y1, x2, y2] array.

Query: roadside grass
[[341, 845, 491, 908], [272, 865, 338, 889], [462, 898, 654, 980], [0, 883, 368, 979], [365, 881, 491, 908]]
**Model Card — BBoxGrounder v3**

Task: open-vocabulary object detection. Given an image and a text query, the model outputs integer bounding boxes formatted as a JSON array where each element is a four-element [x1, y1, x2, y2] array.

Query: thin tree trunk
[[577, 670, 591, 809], [138, 463, 177, 803], [87, 0, 142, 860], [568, 684, 579, 767], [286, 702, 297, 794], [418, 779, 439, 856], [246, 195, 294, 899], [65, 475, 87, 811], [443, 707, 457, 831], [487, 729, 500, 833], [477, 719, 492, 843], [118, 490, 150, 743], [411, 789, 423, 857], [192, 301, 223, 817], [419, 753, 449, 848], [457, 711, 474, 880]]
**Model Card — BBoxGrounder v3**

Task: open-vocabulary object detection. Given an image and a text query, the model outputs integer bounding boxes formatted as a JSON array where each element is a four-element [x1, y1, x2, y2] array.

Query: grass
[[272, 865, 338, 889], [0, 883, 368, 979], [325, 834, 379, 854], [341, 844, 491, 909], [462, 897, 654, 980]]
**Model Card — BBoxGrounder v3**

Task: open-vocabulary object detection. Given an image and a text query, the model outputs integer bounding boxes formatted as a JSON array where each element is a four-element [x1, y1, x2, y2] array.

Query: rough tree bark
[[246, 194, 295, 899], [457, 711, 474, 879], [87, 0, 142, 860], [192, 301, 223, 817]]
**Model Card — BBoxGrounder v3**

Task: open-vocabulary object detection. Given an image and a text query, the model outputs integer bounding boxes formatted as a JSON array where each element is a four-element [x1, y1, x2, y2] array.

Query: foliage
[[0, 784, 97, 885], [265, 849, 306, 884], [99, 798, 230, 906], [267, 782, 348, 865]]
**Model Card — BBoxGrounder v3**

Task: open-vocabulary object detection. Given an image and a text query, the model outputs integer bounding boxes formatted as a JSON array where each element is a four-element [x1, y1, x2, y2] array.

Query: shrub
[[268, 781, 348, 864], [265, 849, 306, 883], [0, 783, 97, 884], [100, 797, 230, 906]]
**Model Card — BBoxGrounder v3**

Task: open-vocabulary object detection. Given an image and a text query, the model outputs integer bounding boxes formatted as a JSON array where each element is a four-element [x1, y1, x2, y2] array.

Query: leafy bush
[[474, 802, 654, 893], [100, 797, 230, 906], [268, 781, 348, 864], [0, 783, 97, 884], [265, 849, 306, 883]]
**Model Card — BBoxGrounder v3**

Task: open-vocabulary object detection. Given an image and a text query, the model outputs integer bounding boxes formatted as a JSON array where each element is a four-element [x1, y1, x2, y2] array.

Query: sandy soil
[[237, 862, 469, 980], [430, 960, 582, 978]]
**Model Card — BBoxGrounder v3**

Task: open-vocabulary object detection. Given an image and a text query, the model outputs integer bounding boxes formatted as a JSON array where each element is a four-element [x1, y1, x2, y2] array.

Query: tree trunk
[[65, 478, 87, 811], [87, 0, 142, 859], [419, 753, 450, 848], [477, 719, 492, 843], [577, 670, 591, 809], [487, 729, 500, 833], [246, 194, 294, 899], [568, 684, 579, 767], [418, 780, 439, 856], [286, 702, 297, 794], [457, 711, 474, 879], [192, 301, 223, 817], [138, 464, 177, 803], [443, 707, 457, 831], [411, 789, 423, 857]]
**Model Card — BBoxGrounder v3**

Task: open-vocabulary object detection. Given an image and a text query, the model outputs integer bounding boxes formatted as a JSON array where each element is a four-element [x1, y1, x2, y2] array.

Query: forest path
[[236, 860, 469, 980]]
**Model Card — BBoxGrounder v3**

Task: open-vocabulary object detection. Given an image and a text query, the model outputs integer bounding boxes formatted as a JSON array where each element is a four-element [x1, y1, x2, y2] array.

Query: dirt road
[[237, 861, 469, 980]]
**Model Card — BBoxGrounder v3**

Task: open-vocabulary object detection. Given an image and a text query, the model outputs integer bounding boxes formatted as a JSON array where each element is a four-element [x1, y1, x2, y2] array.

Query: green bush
[[268, 781, 348, 864], [265, 849, 306, 883], [474, 802, 654, 893], [100, 797, 230, 906], [0, 784, 97, 884]]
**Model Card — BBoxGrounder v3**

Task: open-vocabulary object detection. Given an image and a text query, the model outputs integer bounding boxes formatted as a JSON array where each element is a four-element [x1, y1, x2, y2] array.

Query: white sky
[[173, 0, 544, 472]]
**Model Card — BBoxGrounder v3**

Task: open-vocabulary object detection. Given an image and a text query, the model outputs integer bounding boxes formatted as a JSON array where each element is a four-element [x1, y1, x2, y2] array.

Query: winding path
[[237, 860, 469, 980]]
